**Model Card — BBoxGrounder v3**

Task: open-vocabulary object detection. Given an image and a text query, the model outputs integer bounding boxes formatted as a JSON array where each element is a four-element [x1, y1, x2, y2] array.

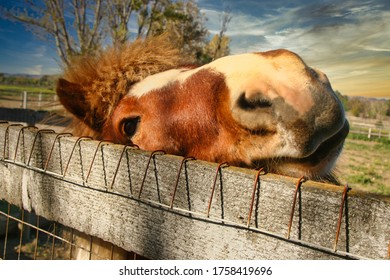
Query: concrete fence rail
[[0, 123, 389, 259]]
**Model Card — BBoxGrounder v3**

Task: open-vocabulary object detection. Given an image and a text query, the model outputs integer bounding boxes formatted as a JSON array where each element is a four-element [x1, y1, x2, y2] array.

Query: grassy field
[[0, 84, 55, 95], [336, 134, 390, 196]]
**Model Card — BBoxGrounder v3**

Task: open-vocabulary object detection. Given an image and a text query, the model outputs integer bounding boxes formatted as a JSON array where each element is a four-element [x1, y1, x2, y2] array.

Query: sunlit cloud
[[363, 46, 390, 52], [23, 64, 43, 75]]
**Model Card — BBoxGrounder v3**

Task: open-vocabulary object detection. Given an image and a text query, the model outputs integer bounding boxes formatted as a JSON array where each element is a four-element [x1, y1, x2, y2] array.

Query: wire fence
[[0, 201, 140, 260], [1, 203, 77, 260], [0, 121, 389, 260]]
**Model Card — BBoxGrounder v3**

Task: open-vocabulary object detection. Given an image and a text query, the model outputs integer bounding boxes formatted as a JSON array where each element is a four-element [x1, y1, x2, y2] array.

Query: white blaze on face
[[128, 51, 315, 117], [129, 69, 187, 98]]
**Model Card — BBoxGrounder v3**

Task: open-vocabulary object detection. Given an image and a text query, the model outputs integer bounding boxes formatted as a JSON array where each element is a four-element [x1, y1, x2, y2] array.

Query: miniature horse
[[56, 36, 349, 259], [57, 36, 349, 182]]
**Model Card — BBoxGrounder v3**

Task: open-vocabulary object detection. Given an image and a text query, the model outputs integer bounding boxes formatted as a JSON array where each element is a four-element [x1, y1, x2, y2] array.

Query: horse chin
[[253, 120, 349, 184]]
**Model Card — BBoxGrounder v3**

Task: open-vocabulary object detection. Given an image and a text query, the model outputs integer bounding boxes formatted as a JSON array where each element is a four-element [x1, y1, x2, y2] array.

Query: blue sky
[[0, 0, 389, 97]]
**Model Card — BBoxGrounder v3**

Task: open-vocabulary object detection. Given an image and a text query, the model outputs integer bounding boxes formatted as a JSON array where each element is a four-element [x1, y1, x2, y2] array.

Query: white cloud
[[363, 46, 390, 52], [23, 65, 43, 75]]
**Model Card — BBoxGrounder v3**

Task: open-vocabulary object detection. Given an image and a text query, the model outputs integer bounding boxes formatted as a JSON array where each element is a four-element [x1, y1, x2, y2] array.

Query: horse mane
[[60, 34, 183, 136]]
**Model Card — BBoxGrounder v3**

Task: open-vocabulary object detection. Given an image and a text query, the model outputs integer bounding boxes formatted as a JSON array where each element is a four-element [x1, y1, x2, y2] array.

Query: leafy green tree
[[136, 0, 209, 62]]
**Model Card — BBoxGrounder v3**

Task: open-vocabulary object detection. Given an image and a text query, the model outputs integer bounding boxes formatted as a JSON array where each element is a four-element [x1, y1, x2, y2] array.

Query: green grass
[[348, 132, 390, 145], [0, 84, 55, 95], [338, 136, 390, 196]]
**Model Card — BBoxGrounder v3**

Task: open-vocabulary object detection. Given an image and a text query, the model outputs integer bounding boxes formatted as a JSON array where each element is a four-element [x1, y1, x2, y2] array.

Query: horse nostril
[[237, 93, 272, 110]]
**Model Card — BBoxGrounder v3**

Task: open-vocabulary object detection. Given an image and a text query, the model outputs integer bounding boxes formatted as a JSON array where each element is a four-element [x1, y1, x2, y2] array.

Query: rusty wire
[[170, 156, 196, 209], [0, 202, 118, 260], [26, 129, 56, 166], [85, 140, 113, 183], [109, 144, 140, 190], [138, 150, 166, 199], [14, 126, 38, 162], [333, 184, 350, 252], [286, 176, 306, 239], [43, 133, 73, 171], [62, 136, 93, 177], [2, 123, 23, 160], [206, 162, 229, 218], [247, 168, 265, 227]]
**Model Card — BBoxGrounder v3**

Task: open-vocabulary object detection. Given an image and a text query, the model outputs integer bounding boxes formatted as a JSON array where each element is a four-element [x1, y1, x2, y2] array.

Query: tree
[[203, 34, 230, 62], [106, 0, 145, 45], [369, 100, 388, 120], [212, 8, 232, 60], [348, 97, 364, 117], [136, 0, 209, 62], [1, 0, 214, 65], [1, 0, 105, 67]]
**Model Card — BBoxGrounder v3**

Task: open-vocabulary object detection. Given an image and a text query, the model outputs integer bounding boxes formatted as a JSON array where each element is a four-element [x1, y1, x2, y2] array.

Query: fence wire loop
[[138, 150, 166, 199], [109, 144, 140, 190], [3, 123, 24, 160], [86, 140, 113, 183], [44, 133, 73, 171], [286, 176, 306, 239], [27, 129, 56, 166], [247, 168, 265, 227], [333, 184, 350, 252], [14, 126, 38, 162], [169, 156, 196, 209], [206, 162, 229, 218], [62, 136, 93, 177]]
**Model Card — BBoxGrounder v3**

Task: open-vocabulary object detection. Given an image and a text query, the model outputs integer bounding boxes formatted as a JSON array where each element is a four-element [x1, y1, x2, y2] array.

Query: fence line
[[349, 119, 390, 140], [0, 91, 58, 111], [350, 128, 390, 140], [0, 123, 389, 259]]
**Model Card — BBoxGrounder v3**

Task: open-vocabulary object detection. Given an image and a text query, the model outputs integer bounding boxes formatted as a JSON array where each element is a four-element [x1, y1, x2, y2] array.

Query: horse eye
[[121, 116, 140, 137]]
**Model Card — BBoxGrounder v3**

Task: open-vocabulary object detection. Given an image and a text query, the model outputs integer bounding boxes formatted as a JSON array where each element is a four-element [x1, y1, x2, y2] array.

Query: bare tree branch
[[213, 8, 232, 60], [87, 0, 103, 51], [107, 0, 137, 45], [1, 0, 222, 65]]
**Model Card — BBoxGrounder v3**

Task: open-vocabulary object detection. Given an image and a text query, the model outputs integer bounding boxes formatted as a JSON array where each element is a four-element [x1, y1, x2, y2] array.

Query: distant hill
[[2, 73, 44, 79], [0, 72, 58, 89]]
